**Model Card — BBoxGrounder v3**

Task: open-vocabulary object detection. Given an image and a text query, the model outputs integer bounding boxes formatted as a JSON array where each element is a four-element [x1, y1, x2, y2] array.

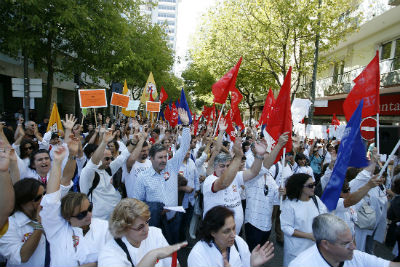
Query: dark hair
[[152, 128, 160, 135], [198, 206, 234, 243], [20, 138, 36, 159], [84, 144, 98, 159], [345, 167, 360, 182], [14, 178, 44, 212], [50, 132, 59, 140], [285, 173, 312, 200], [242, 141, 250, 151], [2, 127, 15, 145], [295, 153, 307, 164], [108, 140, 120, 152], [149, 143, 167, 158], [392, 178, 400, 195], [29, 149, 50, 169], [222, 141, 230, 147]]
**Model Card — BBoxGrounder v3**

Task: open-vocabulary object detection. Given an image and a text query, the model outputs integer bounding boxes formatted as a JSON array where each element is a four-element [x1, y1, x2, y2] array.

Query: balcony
[[308, 57, 400, 97]]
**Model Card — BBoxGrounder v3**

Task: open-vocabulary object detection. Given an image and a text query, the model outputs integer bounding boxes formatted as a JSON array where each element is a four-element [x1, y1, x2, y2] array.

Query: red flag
[[257, 88, 275, 128], [170, 103, 178, 128], [232, 107, 245, 131], [266, 67, 293, 163], [159, 86, 168, 104], [224, 110, 236, 142], [212, 57, 242, 104], [343, 51, 380, 121], [230, 87, 243, 109], [164, 105, 171, 123], [193, 115, 202, 136], [331, 113, 340, 126]]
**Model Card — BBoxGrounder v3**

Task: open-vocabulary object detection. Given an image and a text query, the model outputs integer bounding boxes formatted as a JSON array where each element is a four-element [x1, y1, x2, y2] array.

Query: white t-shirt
[[187, 235, 251, 267], [203, 172, 245, 234], [98, 227, 171, 267], [289, 244, 389, 267], [124, 159, 152, 198], [333, 198, 357, 235], [280, 197, 327, 266]]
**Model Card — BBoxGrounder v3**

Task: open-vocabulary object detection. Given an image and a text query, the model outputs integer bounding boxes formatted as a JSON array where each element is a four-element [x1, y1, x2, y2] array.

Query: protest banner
[[111, 92, 130, 108], [146, 101, 161, 112], [78, 89, 107, 108]]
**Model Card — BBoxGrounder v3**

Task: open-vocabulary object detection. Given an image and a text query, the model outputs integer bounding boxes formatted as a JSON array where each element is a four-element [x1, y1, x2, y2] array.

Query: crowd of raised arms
[[0, 110, 399, 267]]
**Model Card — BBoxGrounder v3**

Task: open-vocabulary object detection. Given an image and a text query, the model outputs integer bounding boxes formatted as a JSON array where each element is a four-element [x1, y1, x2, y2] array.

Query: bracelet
[[255, 154, 264, 160], [182, 124, 189, 127], [31, 221, 43, 230], [68, 155, 77, 160], [131, 141, 138, 146]]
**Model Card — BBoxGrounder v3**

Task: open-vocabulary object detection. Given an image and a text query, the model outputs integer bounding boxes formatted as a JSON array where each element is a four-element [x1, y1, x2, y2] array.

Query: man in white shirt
[[80, 131, 135, 220], [289, 213, 397, 267], [202, 135, 269, 234]]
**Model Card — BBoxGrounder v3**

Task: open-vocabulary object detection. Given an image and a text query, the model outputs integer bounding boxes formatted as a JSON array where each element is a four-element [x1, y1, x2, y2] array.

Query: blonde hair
[[61, 192, 88, 220], [109, 198, 151, 238]]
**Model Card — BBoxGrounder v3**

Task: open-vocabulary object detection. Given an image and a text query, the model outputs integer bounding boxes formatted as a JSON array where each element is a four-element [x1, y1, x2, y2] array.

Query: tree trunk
[[44, 34, 54, 118]]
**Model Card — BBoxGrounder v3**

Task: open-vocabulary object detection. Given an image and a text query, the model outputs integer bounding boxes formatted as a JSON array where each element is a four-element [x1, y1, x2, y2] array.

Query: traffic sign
[[360, 117, 376, 141]]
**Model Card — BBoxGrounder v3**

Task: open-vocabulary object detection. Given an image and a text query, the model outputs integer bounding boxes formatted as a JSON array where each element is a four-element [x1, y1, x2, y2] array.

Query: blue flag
[[178, 88, 193, 124], [321, 100, 369, 211], [159, 108, 165, 121]]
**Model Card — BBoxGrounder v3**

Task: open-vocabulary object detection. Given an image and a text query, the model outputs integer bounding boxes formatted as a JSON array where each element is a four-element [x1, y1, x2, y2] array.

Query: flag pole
[[377, 139, 400, 179], [376, 113, 380, 155], [213, 104, 225, 136], [94, 108, 97, 127], [280, 147, 286, 209]]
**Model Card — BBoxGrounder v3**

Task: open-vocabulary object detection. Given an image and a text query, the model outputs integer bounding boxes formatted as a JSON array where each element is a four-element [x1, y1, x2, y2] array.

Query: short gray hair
[[312, 213, 349, 244], [214, 153, 232, 167]]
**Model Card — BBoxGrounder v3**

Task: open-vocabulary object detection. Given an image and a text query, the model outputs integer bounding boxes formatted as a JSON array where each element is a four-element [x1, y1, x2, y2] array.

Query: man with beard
[[124, 133, 151, 198]]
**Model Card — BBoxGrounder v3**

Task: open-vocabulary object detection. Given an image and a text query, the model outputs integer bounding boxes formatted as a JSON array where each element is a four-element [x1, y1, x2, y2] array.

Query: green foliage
[[0, 0, 175, 115], [185, 0, 360, 121]]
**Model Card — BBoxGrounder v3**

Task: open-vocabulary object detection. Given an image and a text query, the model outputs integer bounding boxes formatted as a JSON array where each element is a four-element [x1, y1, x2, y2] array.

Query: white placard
[[126, 100, 140, 111]]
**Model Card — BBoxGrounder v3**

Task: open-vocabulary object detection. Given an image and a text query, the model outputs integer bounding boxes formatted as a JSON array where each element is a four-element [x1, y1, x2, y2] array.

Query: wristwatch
[[255, 154, 264, 160], [182, 124, 189, 127], [68, 155, 77, 160]]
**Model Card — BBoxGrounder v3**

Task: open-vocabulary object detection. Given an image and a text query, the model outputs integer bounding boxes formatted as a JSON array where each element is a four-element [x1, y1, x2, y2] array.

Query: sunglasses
[[130, 218, 151, 231], [104, 157, 114, 161], [71, 203, 93, 220], [264, 184, 269, 196], [33, 192, 46, 202], [304, 182, 316, 189]]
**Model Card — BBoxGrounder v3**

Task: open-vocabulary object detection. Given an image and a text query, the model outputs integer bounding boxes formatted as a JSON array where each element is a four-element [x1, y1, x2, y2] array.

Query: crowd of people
[[0, 109, 399, 267]]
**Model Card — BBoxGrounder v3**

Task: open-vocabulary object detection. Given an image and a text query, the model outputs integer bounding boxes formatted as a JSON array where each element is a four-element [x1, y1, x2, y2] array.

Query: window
[[332, 60, 345, 84], [160, 0, 176, 3], [159, 5, 175, 10], [380, 38, 400, 70], [158, 12, 175, 18], [381, 42, 392, 60]]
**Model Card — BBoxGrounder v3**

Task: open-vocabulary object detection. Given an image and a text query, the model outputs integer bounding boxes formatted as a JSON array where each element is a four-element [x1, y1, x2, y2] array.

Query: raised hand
[[151, 241, 188, 260], [277, 132, 289, 147], [250, 241, 274, 267], [232, 137, 244, 157], [53, 146, 67, 163], [62, 114, 77, 130], [254, 140, 267, 156], [219, 118, 227, 131], [178, 108, 189, 125], [67, 135, 80, 156], [0, 141, 10, 172], [102, 130, 116, 144]]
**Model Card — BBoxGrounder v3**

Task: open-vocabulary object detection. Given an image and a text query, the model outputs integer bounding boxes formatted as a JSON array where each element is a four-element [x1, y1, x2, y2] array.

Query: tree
[[185, 0, 360, 124]]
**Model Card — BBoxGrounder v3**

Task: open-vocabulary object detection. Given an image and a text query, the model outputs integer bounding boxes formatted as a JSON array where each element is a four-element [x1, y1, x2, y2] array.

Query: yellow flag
[[47, 103, 63, 132], [140, 72, 158, 104], [121, 80, 135, 117]]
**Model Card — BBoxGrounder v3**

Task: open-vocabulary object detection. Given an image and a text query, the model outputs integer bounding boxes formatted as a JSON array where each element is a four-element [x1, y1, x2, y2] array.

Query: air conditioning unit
[[389, 0, 400, 6]]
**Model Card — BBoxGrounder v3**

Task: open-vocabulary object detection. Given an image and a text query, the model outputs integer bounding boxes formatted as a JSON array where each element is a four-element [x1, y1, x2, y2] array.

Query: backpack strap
[[312, 195, 320, 214], [87, 172, 100, 201], [273, 163, 280, 180], [114, 238, 135, 267], [234, 239, 242, 261]]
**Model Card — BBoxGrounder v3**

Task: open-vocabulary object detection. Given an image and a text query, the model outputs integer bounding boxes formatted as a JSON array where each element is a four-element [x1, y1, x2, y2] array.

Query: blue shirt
[[133, 127, 191, 207]]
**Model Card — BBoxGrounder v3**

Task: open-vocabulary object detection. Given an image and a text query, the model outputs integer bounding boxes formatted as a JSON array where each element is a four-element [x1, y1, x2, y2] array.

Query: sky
[[174, 0, 216, 76]]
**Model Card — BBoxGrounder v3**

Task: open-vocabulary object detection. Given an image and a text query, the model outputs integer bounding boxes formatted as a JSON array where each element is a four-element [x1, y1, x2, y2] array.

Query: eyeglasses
[[130, 218, 151, 231], [264, 184, 269, 196], [33, 192, 46, 202], [334, 236, 355, 249], [304, 182, 316, 189], [71, 203, 93, 220], [104, 157, 114, 161]]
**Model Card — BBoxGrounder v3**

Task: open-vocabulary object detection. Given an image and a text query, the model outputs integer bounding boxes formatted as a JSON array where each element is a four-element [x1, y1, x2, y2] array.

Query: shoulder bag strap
[[114, 238, 135, 267]]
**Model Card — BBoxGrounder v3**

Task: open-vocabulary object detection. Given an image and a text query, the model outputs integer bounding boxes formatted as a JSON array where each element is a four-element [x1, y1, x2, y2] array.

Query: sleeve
[[16, 153, 29, 179], [280, 200, 295, 236], [349, 170, 371, 192], [235, 171, 244, 187], [132, 174, 146, 201], [195, 152, 207, 168], [235, 236, 251, 267], [98, 242, 131, 267], [12, 143, 20, 157], [60, 180, 74, 198], [352, 250, 390, 267], [202, 176, 215, 195], [320, 167, 333, 190], [79, 158, 99, 194], [193, 163, 200, 191], [109, 148, 130, 176], [40, 190, 69, 240], [316, 196, 328, 213], [154, 228, 172, 267], [168, 127, 191, 174], [0, 219, 24, 264]]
